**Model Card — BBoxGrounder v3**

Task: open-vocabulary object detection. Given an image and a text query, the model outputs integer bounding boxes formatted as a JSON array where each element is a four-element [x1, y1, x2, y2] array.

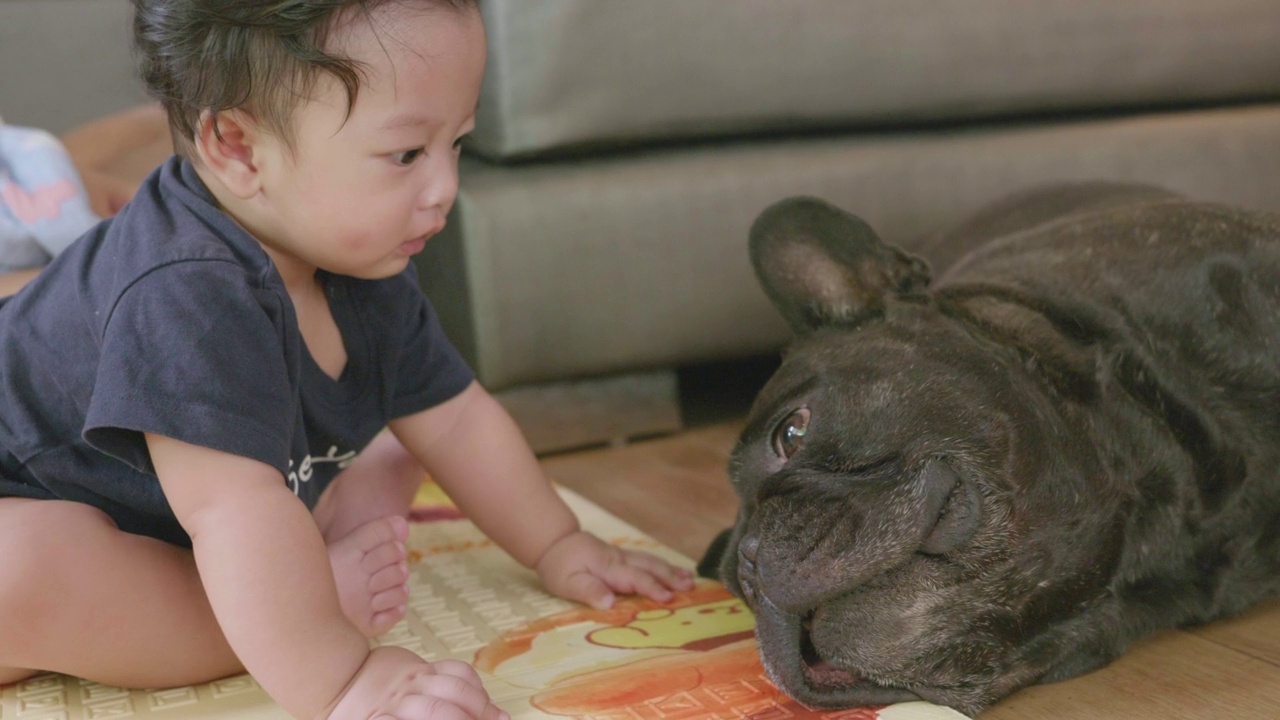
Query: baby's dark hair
[[133, 0, 478, 158]]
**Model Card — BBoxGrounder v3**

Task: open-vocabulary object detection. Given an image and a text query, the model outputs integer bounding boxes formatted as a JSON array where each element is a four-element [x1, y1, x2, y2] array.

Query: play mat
[[0, 481, 971, 720]]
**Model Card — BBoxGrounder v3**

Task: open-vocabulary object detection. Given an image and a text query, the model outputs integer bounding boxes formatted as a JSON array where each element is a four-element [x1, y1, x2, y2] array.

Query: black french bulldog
[[699, 183, 1280, 716]]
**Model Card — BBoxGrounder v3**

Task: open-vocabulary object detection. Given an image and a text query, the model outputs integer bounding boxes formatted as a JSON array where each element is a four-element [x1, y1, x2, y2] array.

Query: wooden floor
[[541, 421, 1280, 720]]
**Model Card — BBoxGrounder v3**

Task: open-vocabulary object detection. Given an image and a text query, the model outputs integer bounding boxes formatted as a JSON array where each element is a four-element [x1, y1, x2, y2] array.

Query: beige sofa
[[417, 0, 1280, 450], [6, 0, 1280, 451]]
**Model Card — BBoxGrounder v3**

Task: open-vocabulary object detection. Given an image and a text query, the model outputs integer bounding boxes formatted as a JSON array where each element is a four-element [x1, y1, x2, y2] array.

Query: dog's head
[[714, 197, 1130, 714]]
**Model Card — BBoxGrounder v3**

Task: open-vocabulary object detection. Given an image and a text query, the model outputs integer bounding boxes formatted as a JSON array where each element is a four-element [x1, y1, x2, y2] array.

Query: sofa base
[[421, 104, 1280, 394], [495, 370, 682, 455]]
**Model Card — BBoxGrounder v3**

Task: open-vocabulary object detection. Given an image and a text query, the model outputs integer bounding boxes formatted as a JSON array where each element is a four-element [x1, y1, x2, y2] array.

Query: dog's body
[[702, 184, 1280, 715]]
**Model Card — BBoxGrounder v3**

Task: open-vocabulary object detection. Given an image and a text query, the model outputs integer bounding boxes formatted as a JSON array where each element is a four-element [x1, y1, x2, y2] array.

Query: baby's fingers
[[379, 697, 504, 720], [620, 550, 695, 591], [377, 670, 506, 720], [555, 568, 619, 610], [598, 559, 679, 604], [375, 695, 469, 720], [431, 658, 508, 716]]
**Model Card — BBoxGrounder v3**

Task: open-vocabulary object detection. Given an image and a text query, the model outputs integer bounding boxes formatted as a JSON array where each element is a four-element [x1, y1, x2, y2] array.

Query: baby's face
[[251, 2, 486, 281]]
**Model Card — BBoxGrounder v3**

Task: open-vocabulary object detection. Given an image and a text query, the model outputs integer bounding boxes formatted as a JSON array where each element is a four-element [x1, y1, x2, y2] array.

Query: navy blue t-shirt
[[0, 157, 474, 546]]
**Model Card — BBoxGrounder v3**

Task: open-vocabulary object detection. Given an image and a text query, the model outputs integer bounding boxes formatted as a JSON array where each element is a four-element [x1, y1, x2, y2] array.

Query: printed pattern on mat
[[0, 483, 971, 720]]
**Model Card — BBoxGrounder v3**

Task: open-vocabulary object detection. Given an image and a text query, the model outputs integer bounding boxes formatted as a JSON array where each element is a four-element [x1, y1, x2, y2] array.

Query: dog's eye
[[771, 408, 810, 459]]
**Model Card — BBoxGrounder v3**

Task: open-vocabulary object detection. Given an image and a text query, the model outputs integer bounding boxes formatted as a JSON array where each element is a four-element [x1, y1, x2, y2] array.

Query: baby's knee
[[361, 433, 424, 488]]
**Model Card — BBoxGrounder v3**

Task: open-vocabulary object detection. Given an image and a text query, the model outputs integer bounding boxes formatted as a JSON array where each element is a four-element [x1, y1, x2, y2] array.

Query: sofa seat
[[412, 0, 1280, 451], [420, 104, 1280, 389]]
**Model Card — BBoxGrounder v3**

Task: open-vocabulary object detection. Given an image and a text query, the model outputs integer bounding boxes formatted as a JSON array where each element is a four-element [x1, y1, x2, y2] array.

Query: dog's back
[[934, 185, 1280, 634]]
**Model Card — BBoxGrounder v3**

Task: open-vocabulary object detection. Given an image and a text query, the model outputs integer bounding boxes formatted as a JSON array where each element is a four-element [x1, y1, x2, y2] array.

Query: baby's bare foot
[[328, 515, 411, 637]]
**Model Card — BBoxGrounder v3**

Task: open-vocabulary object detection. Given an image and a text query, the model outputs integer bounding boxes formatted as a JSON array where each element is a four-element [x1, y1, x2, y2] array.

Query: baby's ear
[[192, 109, 264, 199]]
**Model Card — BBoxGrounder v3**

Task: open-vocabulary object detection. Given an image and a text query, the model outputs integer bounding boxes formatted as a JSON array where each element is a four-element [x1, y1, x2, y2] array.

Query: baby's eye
[[394, 148, 425, 166]]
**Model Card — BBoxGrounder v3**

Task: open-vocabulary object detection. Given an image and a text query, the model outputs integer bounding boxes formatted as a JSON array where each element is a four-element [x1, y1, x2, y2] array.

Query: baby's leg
[[312, 430, 423, 637], [0, 498, 241, 687], [313, 429, 424, 541]]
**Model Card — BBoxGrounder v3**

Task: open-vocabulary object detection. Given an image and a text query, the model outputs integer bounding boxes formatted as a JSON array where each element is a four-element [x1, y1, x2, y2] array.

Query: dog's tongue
[[800, 618, 862, 688], [803, 658, 862, 688]]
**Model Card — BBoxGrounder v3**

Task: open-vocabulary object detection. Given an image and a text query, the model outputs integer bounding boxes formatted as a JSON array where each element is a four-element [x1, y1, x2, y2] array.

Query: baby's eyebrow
[[380, 112, 437, 131], [380, 108, 479, 133]]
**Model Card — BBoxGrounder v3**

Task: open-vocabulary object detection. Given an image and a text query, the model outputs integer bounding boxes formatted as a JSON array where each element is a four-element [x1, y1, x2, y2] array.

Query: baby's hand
[[535, 531, 696, 609], [325, 646, 507, 720]]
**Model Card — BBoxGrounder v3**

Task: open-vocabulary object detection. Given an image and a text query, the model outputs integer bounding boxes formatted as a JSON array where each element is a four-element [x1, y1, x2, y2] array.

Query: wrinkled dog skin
[[702, 184, 1280, 715]]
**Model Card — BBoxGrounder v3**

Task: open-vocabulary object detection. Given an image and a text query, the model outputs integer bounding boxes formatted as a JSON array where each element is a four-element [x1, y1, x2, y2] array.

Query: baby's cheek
[[339, 228, 379, 254]]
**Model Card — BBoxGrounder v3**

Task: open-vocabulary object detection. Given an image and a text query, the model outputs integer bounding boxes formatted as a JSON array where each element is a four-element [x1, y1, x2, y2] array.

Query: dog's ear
[[750, 196, 931, 333]]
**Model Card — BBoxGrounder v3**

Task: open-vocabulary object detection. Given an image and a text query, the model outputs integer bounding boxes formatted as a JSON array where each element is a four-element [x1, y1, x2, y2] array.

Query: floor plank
[[1189, 598, 1280, 666], [981, 628, 1280, 720], [541, 422, 743, 561]]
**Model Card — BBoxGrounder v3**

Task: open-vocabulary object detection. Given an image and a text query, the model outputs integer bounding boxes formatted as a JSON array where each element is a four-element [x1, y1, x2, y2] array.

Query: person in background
[[0, 104, 171, 296]]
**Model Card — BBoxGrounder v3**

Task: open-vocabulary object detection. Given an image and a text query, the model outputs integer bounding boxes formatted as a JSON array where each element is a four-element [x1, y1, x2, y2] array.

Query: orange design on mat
[[475, 584, 736, 672], [533, 640, 882, 720], [475, 583, 884, 720], [586, 597, 754, 652]]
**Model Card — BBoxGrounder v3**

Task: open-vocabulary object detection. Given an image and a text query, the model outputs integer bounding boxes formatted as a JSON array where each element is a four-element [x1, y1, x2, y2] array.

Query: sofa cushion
[[423, 105, 1280, 390], [470, 0, 1280, 159]]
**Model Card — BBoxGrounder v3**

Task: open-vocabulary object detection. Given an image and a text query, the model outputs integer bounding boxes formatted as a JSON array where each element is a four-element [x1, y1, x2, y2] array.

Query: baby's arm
[[146, 433, 502, 720], [388, 382, 693, 609]]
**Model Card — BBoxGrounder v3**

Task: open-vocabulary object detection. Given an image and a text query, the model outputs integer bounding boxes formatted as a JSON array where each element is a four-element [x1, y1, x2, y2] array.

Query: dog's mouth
[[799, 613, 863, 690], [754, 599, 922, 708]]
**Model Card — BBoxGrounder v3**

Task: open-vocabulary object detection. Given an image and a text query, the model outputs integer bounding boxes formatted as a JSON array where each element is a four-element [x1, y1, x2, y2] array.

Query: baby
[[0, 2, 693, 719]]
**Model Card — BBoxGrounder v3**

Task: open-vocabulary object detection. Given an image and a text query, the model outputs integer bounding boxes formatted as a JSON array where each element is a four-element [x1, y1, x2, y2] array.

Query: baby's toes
[[327, 517, 413, 637], [368, 599, 408, 636], [368, 560, 410, 595], [362, 539, 408, 575], [372, 583, 410, 614], [345, 516, 408, 555]]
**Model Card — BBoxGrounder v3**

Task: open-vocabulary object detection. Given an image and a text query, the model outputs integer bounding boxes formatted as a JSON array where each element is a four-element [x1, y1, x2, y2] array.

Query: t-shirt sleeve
[[83, 260, 295, 476], [381, 269, 475, 419]]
